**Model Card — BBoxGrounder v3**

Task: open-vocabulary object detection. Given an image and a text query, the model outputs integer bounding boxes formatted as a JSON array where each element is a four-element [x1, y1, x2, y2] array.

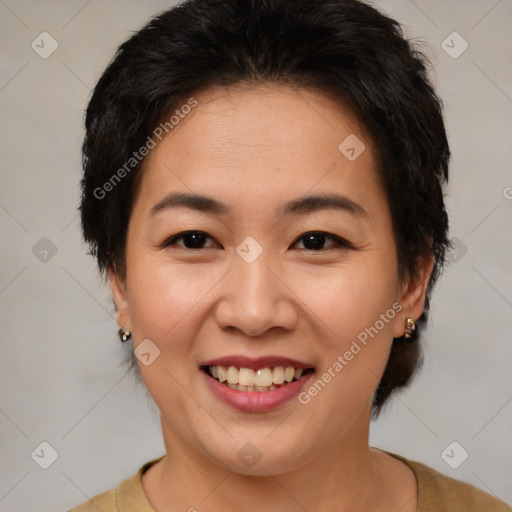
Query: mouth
[[200, 356, 316, 411], [201, 365, 315, 392]]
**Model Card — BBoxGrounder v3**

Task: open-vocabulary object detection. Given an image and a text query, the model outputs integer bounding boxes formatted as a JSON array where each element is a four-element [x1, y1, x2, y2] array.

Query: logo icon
[[338, 134, 365, 161], [236, 237, 263, 264], [237, 442, 263, 468], [31, 32, 59, 59], [32, 237, 58, 263], [441, 441, 469, 469], [134, 339, 161, 366], [441, 32, 469, 59], [31, 441, 59, 469], [446, 237, 468, 263]]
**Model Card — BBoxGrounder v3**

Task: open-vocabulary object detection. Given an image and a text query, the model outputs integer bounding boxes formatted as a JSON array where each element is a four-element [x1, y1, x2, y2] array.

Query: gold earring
[[403, 317, 416, 342], [118, 328, 131, 342]]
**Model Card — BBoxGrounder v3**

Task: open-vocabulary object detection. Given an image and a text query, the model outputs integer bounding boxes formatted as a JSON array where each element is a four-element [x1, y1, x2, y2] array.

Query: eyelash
[[160, 230, 353, 252]]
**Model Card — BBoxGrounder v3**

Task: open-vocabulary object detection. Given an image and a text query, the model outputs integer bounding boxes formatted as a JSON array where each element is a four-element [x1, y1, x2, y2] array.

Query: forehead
[[134, 84, 384, 217]]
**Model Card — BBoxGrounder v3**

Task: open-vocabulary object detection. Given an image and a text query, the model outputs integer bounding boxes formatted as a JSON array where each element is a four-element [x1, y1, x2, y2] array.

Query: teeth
[[208, 365, 308, 390], [217, 366, 228, 382], [226, 383, 285, 392], [284, 367, 294, 382], [239, 368, 254, 387], [272, 366, 285, 384], [226, 366, 238, 384], [255, 368, 273, 387]]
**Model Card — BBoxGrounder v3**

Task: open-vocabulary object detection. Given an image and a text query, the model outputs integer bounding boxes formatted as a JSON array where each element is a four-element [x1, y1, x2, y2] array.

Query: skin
[[110, 84, 433, 511]]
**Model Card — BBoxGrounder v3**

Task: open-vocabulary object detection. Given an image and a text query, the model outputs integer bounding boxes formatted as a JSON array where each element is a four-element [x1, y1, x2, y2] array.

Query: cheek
[[125, 252, 227, 349], [124, 260, 211, 405], [295, 264, 399, 428], [319, 257, 400, 393], [128, 268, 190, 337], [304, 257, 400, 347]]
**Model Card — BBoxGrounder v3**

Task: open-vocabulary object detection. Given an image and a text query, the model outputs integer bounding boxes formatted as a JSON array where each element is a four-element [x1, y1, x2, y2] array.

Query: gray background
[[0, 1, 511, 510]]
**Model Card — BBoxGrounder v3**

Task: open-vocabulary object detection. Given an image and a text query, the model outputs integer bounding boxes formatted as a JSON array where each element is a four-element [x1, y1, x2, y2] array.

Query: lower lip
[[201, 370, 314, 412]]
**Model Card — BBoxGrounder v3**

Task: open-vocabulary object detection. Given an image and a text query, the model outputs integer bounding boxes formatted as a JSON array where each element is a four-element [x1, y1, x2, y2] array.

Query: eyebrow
[[150, 192, 368, 218]]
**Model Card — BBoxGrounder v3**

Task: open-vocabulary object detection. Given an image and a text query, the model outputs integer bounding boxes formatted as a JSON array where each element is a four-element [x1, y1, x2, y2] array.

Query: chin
[[201, 436, 310, 477]]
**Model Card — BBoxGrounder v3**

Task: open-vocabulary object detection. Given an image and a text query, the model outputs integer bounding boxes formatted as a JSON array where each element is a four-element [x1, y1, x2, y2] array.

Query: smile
[[205, 365, 314, 392]]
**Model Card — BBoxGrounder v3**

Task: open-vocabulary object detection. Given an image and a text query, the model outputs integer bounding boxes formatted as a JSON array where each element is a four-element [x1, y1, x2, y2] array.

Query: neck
[[142, 408, 408, 512]]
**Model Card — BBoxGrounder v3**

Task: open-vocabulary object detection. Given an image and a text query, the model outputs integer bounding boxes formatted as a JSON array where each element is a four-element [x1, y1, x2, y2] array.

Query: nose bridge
[[236, 248, 275, 307], [215, 241, 297, 336]]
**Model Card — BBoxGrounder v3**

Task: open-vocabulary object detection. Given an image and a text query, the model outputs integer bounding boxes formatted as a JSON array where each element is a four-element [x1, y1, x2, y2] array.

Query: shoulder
[[67, 456, 164, 512], [384, 450, 511, 512]]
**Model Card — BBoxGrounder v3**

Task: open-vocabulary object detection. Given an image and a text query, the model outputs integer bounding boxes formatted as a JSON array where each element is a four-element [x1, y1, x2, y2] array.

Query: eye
[[161, 230, 352, 251], [292, 231, 352, 251], [161, 231, 220, 250]]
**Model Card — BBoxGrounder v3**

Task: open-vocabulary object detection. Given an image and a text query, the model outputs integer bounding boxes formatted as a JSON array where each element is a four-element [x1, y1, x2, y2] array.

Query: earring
[[403, 317, 416, 342], [118, 328, 131, 342]]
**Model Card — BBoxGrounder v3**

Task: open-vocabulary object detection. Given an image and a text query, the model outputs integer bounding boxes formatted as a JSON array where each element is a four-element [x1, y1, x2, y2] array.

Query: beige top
[[68, 450, 511, 511]]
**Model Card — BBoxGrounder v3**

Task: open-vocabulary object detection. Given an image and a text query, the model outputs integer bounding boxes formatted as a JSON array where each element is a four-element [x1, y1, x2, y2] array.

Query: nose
[[214, 250, 298, 337]]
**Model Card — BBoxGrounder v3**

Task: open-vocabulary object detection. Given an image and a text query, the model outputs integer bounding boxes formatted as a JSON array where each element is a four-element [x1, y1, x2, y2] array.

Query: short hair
[[80, 0, 451, 417]]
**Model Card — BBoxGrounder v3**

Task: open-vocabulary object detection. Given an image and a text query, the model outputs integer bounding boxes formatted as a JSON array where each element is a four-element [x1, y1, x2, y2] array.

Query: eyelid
[[160, 230, 222, 249], [160, 230, 353, 251], [291, 231, 354, 250]]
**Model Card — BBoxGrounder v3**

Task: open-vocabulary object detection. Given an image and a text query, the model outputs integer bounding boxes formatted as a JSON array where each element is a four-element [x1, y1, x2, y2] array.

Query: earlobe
[[108, 268, 131, 330], [394, 254, 434, 338]]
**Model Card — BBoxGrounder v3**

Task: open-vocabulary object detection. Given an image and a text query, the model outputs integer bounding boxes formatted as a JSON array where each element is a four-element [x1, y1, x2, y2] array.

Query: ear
[[108, 268, 131, 331], [393, 253, 434, 338]]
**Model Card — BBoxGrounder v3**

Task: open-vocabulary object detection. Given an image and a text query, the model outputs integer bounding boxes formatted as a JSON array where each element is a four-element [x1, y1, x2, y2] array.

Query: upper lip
[[201, 356, 314, 370]]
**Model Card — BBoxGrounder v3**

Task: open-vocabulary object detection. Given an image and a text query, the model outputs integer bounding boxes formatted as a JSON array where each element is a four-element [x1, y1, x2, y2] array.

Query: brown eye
[[162, 231, 219, 249], [293, 231, 352, 251]]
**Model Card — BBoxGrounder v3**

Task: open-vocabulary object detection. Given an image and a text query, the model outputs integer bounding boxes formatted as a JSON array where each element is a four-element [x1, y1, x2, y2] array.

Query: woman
[[71, 0, 511, 510]]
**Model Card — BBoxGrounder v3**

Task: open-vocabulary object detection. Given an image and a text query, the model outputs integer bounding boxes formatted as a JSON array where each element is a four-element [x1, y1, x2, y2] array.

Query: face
[[110, 84, 431, 475]]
